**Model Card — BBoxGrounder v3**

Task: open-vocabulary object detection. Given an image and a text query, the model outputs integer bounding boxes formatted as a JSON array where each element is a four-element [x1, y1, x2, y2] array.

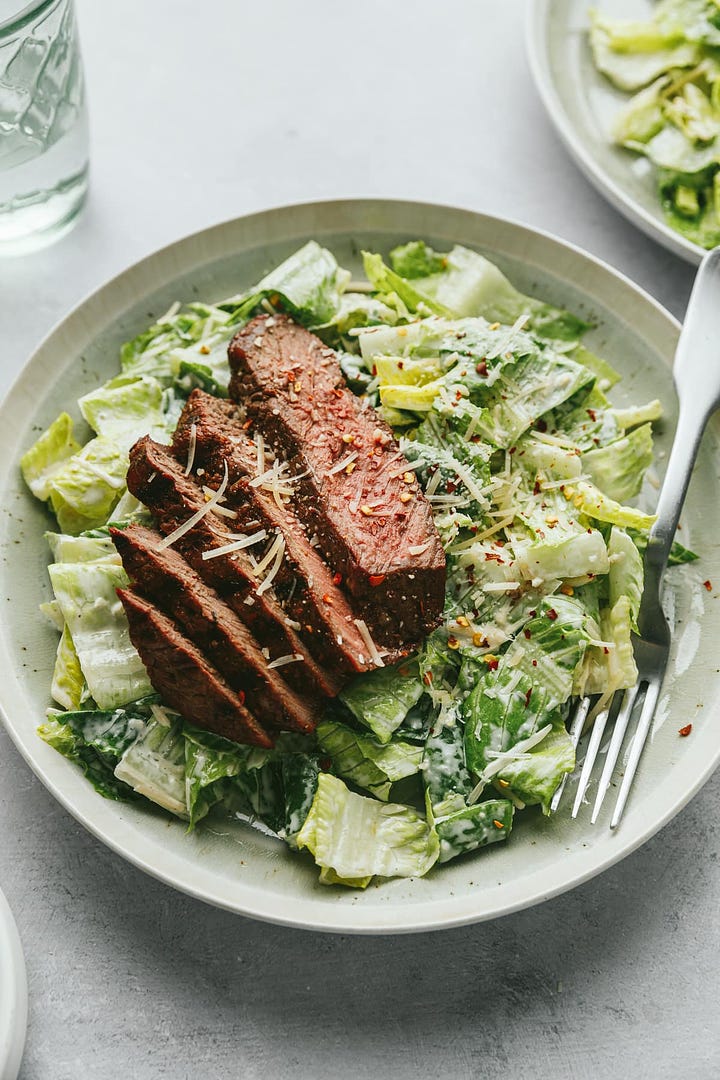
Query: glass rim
[[0, 0, 62, 36]]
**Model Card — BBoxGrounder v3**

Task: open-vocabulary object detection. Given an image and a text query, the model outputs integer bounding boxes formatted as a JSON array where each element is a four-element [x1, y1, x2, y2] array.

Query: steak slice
[[126, 436, 342, 698], [117, 588, 273, 748], [172, 390, 394, 673], [227, 314, 445, 647], [111, 524, 315, 735]]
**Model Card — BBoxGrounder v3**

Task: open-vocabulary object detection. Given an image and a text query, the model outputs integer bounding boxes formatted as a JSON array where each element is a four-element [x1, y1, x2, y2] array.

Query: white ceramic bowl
[[1, 199, 718, 933], [527, 0, 705, 265], [0, 887, 27, 1080]]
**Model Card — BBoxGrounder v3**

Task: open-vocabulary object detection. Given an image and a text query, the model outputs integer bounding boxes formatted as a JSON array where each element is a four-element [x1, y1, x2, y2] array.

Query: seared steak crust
[[118, 588, 274, 748], [111, 524, 315, 735], [227, 314, 445, 645]]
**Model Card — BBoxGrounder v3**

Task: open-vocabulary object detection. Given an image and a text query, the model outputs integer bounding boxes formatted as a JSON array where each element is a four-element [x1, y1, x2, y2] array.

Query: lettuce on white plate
[[20, 412, 81, 500], [297, 773, 439, 886], [316, 718, 423, 800], [48, 560, 152, 710]]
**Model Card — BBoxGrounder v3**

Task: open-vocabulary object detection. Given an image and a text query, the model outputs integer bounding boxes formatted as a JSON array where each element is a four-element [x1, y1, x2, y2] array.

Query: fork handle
[[642, 247, 720, 619]]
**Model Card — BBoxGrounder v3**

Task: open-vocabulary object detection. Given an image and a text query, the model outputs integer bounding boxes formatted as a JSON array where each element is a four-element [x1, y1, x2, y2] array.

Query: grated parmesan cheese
[[156, 461, 229, 550], [183, 423, 197, 477], [353, 618, 384, 667], [468, 723, 553, 803], [325, 451, 358, 477], [201, 529, 268, 561], [267, 653, 304, 670]]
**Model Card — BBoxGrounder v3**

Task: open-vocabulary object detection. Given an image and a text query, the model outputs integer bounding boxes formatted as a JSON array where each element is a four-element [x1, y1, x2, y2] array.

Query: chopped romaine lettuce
[[114, 719, 188, 816], [38, 714, 142, 802], [20, 412, 82, 500], [428, 794, 514, 863], [51, 625, 86, 711], [297, 773, 439, 885], [339, 660, 425, 743], [48, 560, 152, 709], [317, 718, 423, 800]]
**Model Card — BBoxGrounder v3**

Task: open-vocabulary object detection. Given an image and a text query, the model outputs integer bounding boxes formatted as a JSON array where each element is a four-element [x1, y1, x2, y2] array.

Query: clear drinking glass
[[0, 0, 88, 253]]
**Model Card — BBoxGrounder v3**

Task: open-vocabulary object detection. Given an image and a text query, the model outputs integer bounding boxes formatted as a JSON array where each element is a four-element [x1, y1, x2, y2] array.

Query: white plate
[[527, 0, 704, 266], [0, 887, 27, 1080], [1, 198, 718, 934]]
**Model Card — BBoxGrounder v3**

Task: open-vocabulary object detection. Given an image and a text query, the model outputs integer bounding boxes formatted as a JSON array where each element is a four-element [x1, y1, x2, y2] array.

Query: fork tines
[[555, 674, 662, 828]]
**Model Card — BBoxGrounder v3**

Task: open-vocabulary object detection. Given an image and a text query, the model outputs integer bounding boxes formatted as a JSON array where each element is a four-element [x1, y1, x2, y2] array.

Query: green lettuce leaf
[[428, 794, 514, 863], [183, 725, 267, 828], [48, 560, 152, 709], [384, 243, 591, 341], [339, 660, 425, 743], [114, 718, 188, 816], [38, 716, 141, 802], [47, 436, 128, 534], [78, 375, 167, 449], [51, 625, 86, 711], [582, 423, 655, 503], [495, 717, 575, 814], [223, 241, 351, 328], [297, 773, 439, 885], [317, 719, 423, 800], [20, 412, 82, 500], [463, 597, 590, 780]]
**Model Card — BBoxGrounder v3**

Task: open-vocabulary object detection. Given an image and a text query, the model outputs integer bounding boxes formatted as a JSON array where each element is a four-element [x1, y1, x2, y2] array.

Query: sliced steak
[[126, 436, 342, 698], [117, 588, 273, 748], [172, 390, 393, 672], [111, 523, 315, 735], [227, 314, 445, 646]]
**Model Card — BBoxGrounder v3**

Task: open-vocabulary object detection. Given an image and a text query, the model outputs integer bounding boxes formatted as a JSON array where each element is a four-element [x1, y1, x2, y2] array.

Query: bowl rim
[[525, 0, 704, 267]]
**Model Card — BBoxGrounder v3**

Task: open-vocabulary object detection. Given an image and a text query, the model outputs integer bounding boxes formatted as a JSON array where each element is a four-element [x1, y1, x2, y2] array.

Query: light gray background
[[0, 2, 717, 1078]]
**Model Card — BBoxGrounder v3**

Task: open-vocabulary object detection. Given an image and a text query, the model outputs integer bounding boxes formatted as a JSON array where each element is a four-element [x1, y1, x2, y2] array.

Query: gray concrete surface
[[0, 2, 717, 1077]]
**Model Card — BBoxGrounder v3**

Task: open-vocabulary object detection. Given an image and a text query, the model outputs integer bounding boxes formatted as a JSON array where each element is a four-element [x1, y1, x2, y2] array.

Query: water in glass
[[0, 0, 88, 252]]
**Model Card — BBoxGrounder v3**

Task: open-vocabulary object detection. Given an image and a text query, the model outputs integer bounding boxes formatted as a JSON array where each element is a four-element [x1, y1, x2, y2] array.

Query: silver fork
[[552, 246, 720, 828]]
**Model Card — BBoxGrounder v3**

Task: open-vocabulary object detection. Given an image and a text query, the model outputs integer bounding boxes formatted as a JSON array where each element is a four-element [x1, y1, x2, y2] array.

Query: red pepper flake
[[485, 657, 499, 671], [524, 687, 532, 708], [679, 724, 693, 737], [586, 408, 597, 421], [237, 690, 246, 706], [455, 389, 463, 402], [242, 419, 253, 430], [397, 360, 404, 370], [332, 572, 342, 585], [509, 446, 516, 455], [371, 364, 378, 376], [475, 360, 488, 376], [322, 593, 333, 604], [446, 480, 457, 493], [546, 608, 558, 621], [536, 418, 548, 433], [524, 628, 532, 639], [492, 819, 505, 829], [423, 671, 433, 686], [369, 574, 386, 586], [529, 610, 537, 619], [533, 479, 541, 496], [319, 757, 333, 771], [532, 659, 538, 667], [704, 580, 713, 592]]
